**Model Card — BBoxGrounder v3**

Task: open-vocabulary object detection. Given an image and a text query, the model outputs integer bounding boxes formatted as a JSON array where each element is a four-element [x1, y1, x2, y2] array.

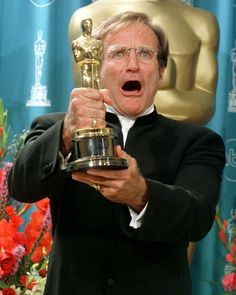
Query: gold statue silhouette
[[69, 0, 219, 124], [68, 18, 128, 172], [71, 18, 103, 89]]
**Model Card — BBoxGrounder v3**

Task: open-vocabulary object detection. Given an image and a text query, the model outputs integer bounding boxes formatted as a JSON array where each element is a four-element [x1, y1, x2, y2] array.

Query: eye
[[137, 48, 153, 59], [110, 48, 126, 59]]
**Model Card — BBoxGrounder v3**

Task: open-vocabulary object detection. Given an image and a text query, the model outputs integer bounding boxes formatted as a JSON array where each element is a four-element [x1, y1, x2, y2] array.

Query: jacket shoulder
[[30, 112, 66, 129]]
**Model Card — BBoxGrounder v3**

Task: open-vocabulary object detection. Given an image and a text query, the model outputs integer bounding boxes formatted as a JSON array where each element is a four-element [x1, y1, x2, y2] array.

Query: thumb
[[115, 145, 135, 169], [115, 145, 130, 160], [99, 88, 112, 105]]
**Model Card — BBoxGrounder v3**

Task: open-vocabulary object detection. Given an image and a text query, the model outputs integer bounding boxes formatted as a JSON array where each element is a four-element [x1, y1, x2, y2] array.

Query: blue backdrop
[[1, 0, 236, 294], [0, 0, 90, 135], [190, 1, 236, 294]]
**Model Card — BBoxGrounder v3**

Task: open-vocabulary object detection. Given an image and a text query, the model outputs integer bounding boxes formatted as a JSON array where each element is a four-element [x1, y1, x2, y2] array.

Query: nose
[[126, 49, 140, 72]]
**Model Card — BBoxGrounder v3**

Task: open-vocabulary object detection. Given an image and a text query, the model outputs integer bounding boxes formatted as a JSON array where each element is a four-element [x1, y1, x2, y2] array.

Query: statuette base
[[67, 156, 128, 172]]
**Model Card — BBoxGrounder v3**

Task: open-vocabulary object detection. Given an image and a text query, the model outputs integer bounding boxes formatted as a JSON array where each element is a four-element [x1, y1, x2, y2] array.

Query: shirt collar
[[105, 104, 155, 144], [105, 104, 155, 120]]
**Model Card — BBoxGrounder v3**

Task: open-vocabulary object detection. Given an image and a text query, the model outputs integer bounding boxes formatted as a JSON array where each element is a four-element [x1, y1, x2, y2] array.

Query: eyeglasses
[[105, 46, 158, 64]]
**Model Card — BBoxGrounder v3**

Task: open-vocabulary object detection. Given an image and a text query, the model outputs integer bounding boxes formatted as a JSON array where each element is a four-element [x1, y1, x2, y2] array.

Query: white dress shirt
[[106, 104, 154, 229]]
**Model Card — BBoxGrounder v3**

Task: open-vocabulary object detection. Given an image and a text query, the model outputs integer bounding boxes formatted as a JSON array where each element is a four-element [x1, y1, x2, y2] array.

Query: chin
[[121, 108, 143, 118]]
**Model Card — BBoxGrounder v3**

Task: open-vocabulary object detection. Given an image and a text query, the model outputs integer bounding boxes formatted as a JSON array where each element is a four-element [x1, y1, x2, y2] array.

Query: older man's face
[[100, 22, 164, 117]]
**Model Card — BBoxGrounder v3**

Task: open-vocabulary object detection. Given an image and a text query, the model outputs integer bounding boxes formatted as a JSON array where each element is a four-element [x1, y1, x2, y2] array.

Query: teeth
[[122, 80, 141, 91]]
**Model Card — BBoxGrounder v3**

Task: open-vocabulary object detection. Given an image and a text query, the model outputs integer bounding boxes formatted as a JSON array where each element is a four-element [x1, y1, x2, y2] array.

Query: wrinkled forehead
[[102, 23, 159, 50]]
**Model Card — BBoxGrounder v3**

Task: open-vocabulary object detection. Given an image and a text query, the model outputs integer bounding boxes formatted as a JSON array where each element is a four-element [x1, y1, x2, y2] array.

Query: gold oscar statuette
[[67, 18, 128, 171]]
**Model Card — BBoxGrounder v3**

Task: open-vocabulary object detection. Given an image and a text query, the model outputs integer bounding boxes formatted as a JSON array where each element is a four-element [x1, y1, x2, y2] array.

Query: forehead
[[103, 23, 159, 49]]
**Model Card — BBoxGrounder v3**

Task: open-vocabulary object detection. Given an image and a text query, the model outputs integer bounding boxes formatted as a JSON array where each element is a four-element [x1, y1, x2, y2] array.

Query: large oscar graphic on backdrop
[[228, 40, 236, 112], [26, 31, 51, 107], [67, 19, 128, 172]]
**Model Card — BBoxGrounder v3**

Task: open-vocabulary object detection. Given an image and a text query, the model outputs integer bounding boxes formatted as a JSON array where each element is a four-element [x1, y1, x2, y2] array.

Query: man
[[8, 11, 225, 295], [69, 0, 219, 124]]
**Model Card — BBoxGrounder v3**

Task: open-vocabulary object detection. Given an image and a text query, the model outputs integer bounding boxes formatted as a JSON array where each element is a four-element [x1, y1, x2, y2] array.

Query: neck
[[105, 104, 155, 119]]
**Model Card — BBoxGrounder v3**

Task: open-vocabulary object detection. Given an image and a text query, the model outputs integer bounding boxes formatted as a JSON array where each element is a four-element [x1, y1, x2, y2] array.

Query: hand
[[71, 146, 148, 213], [60, 88, 111, 156]]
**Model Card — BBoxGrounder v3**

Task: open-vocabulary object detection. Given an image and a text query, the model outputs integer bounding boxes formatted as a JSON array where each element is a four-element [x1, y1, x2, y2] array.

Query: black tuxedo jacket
[[8, 110, 225, 295]]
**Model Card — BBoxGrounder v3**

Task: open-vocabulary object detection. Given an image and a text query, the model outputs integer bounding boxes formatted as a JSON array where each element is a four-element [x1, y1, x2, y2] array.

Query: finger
[[115, 146, 133, 164], [70, 92, 104, 114], [68, 90, 106, 128], [71, 171, 95, 184], [115, 145, 123, 157], [86, 167, 120, 179], [99, 89, 112, 105], [72, 170, 106, 184], [71, 87, 103, 102], [70, 96, 104, 113], [71, 89, 105, 112]]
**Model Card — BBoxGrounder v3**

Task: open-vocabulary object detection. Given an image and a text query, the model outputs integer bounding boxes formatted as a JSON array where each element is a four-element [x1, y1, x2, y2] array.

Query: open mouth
[[122, 80, 141, 92]]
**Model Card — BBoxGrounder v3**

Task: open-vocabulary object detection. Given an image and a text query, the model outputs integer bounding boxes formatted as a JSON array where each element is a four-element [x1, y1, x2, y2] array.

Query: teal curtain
[[190, 1, 236, 295], [1, 1, 235, 294], [0, 0, 90, 136]]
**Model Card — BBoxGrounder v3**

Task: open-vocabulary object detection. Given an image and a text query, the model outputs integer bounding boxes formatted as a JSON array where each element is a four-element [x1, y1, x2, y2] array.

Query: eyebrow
[[104, 45, 158, 51]]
